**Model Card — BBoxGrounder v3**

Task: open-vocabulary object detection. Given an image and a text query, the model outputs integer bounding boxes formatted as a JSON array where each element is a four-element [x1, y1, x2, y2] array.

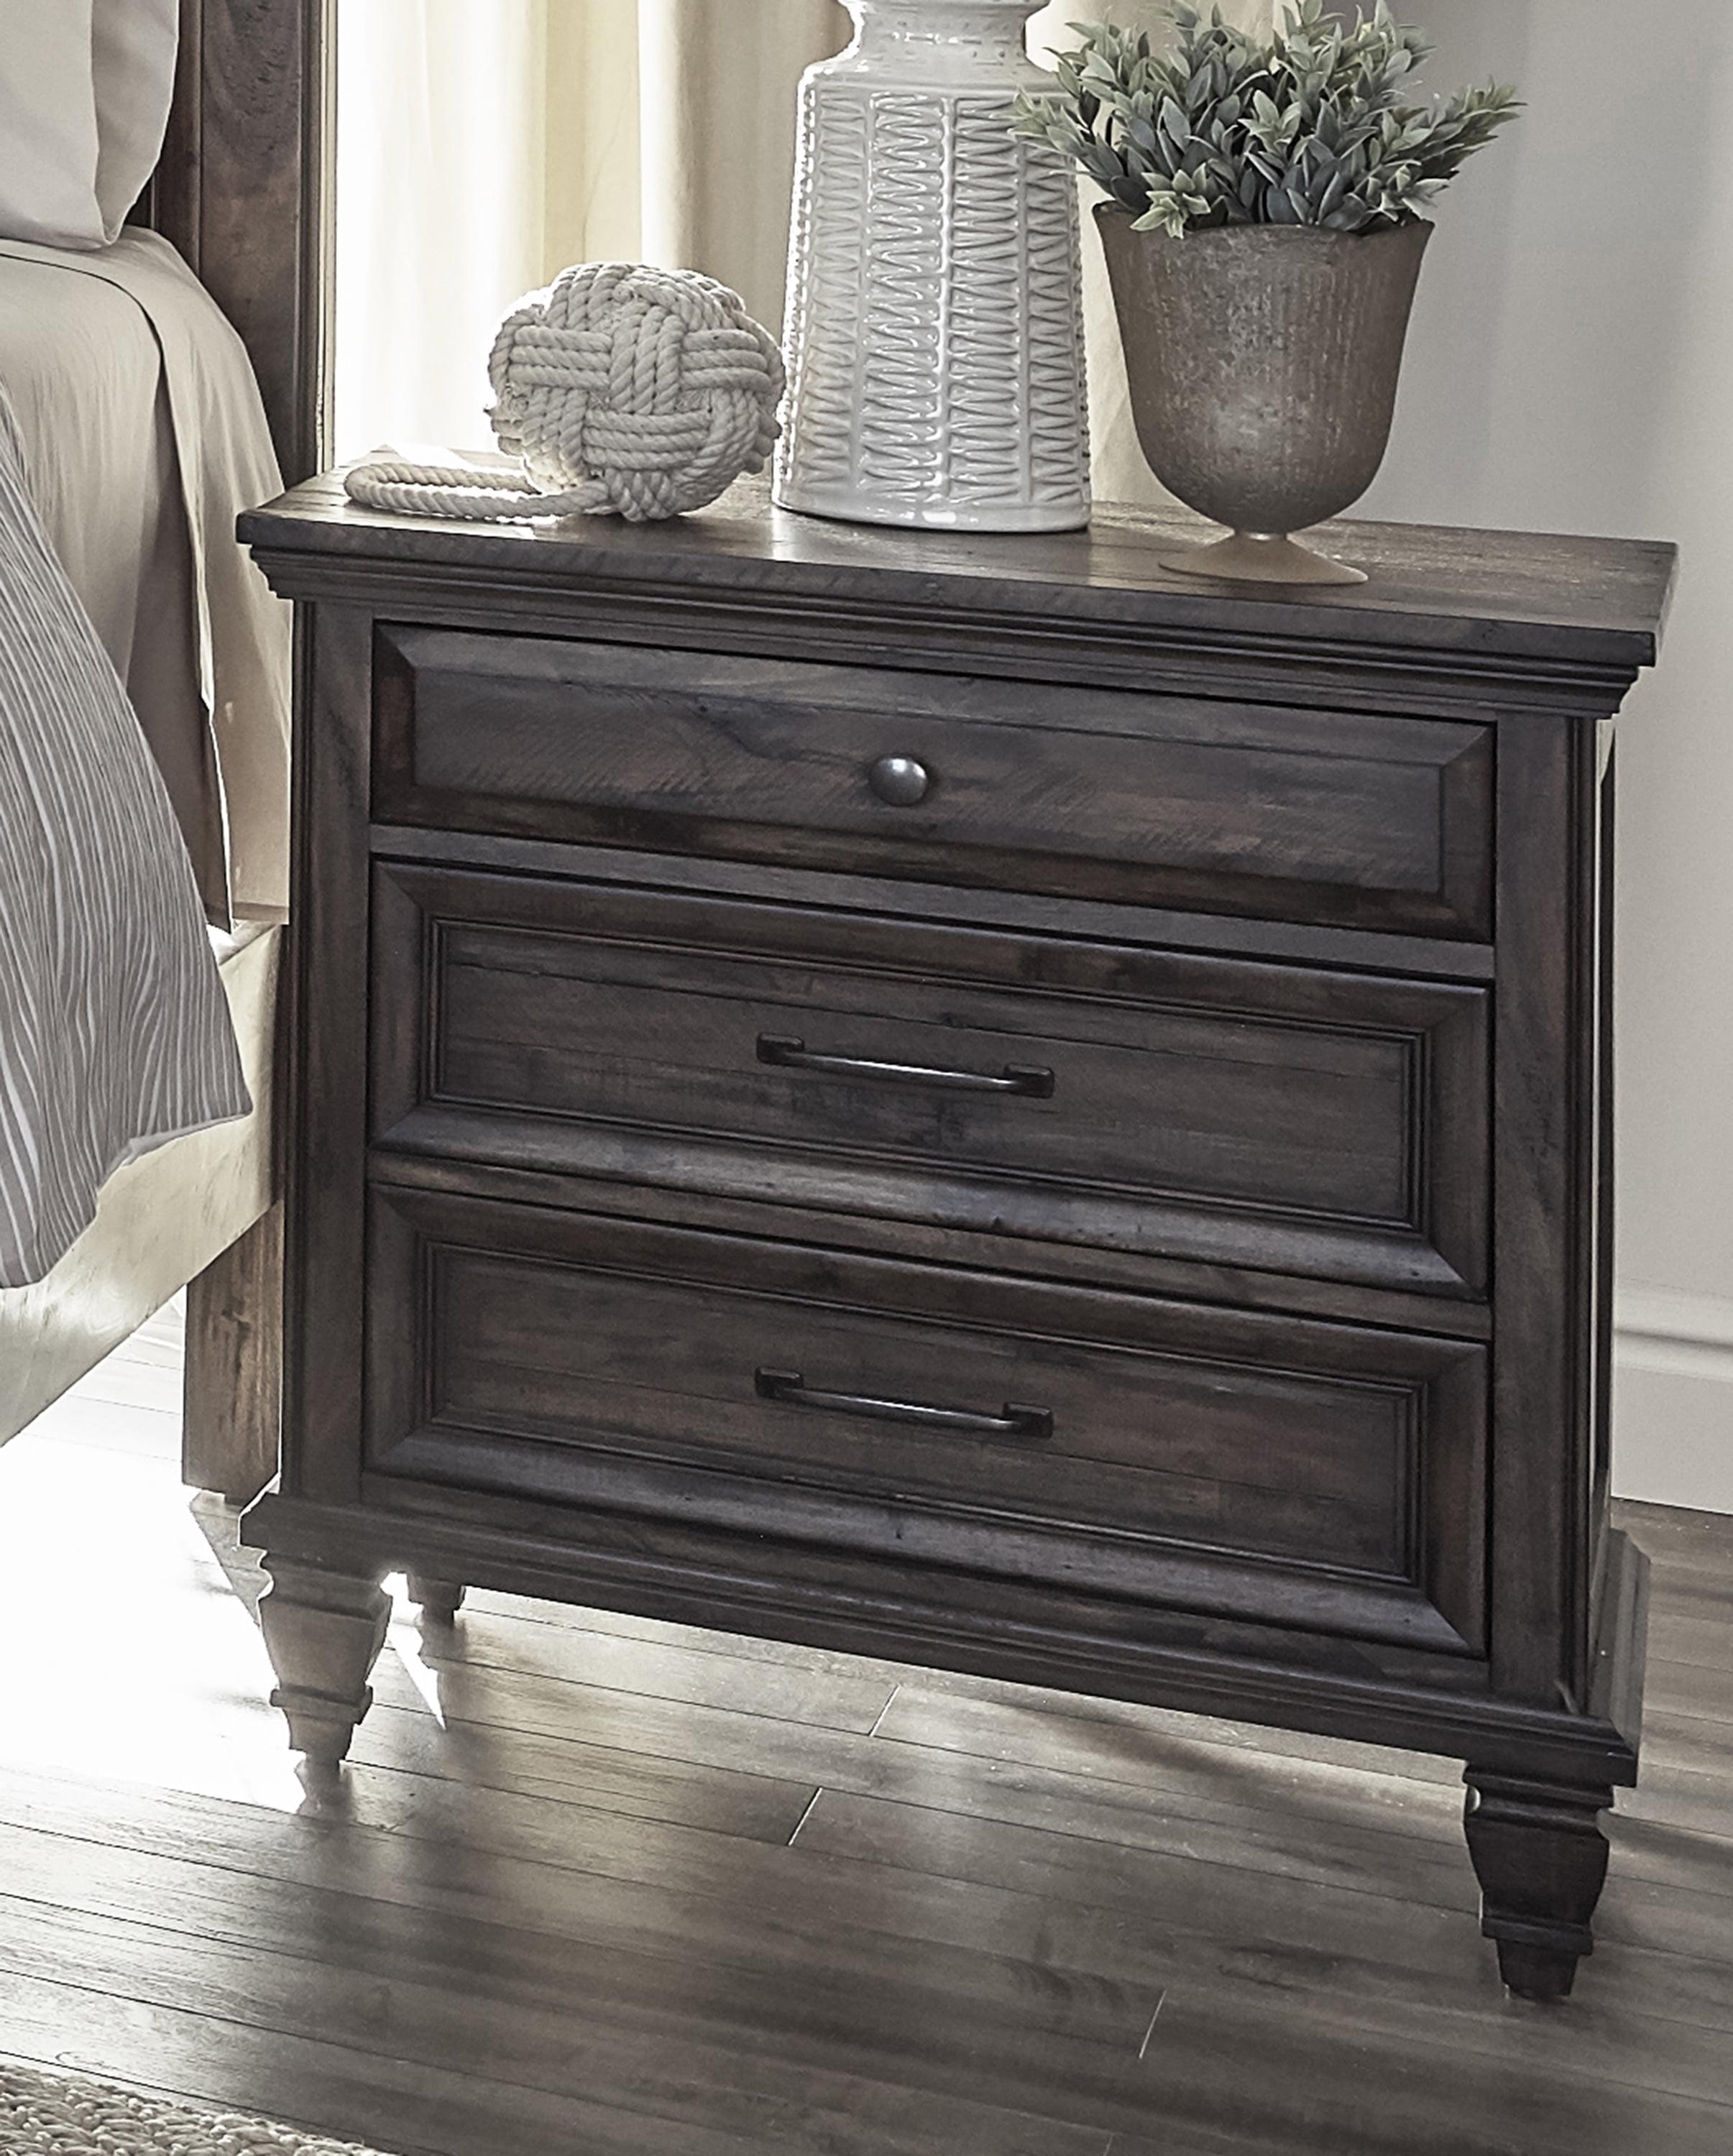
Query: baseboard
[[1613, 1289, 1733, 1514]]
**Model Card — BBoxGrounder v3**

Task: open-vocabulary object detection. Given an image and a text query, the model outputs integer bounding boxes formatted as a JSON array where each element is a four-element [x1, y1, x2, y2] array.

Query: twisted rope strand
[[346, 262, 786, 525]]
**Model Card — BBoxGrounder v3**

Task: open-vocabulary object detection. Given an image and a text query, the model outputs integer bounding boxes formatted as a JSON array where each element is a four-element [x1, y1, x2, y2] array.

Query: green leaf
[[1011, 4, 1520, 236]]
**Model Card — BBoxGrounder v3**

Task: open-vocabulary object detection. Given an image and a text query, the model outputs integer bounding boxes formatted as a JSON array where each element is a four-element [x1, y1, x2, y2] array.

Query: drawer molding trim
[[372, 862, 1492, 1302], [365, 1184, 1490, 1660], [372, 625, 1498, 939]]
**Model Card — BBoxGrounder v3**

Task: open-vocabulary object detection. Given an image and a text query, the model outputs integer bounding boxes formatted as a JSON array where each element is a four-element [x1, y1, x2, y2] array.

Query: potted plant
[[1015, 1, 1520, 584]]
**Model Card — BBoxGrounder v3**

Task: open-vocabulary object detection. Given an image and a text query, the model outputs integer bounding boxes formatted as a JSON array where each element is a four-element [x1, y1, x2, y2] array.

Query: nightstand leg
[[1463, 1769, 1615, 2001], [405, 1575, 467, 1623], [259, 1555, 391, 1767]]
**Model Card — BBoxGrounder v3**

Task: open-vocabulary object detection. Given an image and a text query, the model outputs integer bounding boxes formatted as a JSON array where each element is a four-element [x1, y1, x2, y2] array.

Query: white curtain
[[336, 0, 846, 458], [630, 1, 850, 323], [542, 0, 852, 326], [335, 0, 548, 456], [336, 0, 1275, 482]]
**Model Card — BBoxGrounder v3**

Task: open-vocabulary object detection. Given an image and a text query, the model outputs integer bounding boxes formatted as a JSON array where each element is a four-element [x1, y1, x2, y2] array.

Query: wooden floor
[[0, 1311, 1729, 2154]]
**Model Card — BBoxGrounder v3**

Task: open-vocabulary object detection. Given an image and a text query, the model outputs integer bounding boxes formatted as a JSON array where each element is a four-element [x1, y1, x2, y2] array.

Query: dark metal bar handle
[[755, 1368, 1054, 1444], [757, 1034, 1055, 1100]]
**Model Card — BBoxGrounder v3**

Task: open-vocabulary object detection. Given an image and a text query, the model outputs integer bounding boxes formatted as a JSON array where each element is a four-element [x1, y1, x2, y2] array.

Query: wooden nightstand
[[241, 479, 1673, 1999]]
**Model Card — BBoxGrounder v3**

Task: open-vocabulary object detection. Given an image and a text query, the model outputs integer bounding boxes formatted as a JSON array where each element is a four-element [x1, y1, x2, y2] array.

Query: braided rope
[[346, 262, 786, 525]]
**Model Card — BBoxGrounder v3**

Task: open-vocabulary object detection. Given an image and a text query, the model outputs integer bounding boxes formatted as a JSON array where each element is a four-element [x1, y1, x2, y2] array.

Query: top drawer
[[373, 629, 1495, 939]]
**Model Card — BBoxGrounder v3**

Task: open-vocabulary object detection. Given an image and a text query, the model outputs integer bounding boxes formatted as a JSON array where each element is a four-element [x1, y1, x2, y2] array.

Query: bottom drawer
[[367, 1184, 1487, 1657]]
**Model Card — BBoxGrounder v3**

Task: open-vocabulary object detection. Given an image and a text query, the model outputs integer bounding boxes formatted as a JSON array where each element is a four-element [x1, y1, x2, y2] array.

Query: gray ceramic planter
[[1095, 207, 1433, 586]]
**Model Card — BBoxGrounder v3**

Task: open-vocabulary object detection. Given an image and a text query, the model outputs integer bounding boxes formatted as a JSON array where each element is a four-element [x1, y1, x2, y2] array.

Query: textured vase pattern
[[776, 1, 1090, 533]]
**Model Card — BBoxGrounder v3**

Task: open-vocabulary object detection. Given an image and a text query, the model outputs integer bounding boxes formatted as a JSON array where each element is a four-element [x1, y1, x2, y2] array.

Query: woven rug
[[0, 2061, 400, 2155]]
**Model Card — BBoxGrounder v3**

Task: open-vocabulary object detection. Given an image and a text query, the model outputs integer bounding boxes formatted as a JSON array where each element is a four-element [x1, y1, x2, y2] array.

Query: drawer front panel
[[372, 865, 1490, 1296], [373, 628, 1494, 937], [367, 1187, 1488, 1657]]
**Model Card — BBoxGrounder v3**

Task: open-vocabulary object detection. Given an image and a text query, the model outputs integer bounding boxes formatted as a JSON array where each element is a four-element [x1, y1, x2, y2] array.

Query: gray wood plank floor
[[0, 1305, 1728, 2155]]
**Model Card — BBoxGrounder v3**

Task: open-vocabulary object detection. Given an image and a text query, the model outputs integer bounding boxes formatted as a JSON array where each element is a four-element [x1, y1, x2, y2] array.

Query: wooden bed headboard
[[143, 0, 334, 485]]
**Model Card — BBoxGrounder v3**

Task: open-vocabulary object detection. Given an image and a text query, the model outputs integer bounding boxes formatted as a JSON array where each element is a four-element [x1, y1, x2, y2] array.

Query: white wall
[[1351, 0, 1733, 1511]]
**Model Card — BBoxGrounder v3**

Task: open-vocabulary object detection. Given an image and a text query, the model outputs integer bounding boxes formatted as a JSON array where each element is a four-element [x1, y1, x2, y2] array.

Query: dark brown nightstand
[[240, 477, 1673, 1999]]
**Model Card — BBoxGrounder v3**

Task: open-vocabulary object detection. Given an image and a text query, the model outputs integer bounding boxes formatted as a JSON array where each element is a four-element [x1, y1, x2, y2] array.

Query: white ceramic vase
[[774, 0, 1090, 533]]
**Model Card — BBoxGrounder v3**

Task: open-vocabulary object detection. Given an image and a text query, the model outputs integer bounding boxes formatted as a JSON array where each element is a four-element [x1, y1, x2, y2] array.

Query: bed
[[0, 0, 329, 1500]]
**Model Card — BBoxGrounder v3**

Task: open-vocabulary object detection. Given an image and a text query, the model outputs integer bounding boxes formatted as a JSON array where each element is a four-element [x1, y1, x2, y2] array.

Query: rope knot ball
[[345, 262, 787, 525], [492, 262, 786, 520]]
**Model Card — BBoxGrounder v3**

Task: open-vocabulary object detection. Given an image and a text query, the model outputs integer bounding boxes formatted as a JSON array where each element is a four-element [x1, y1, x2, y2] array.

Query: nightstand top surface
[[242, 474, 1676, 674]]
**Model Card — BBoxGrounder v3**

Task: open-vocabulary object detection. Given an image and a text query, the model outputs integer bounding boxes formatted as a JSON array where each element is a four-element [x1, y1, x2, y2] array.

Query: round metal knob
[[868, 755, 932, 808]]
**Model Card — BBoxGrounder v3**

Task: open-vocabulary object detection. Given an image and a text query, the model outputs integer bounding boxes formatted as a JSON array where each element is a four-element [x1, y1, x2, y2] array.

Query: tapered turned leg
[[259, 1555, 390, 1767], [405, 1575, 466, 1623], [1463, 1769, 1615, 2001]]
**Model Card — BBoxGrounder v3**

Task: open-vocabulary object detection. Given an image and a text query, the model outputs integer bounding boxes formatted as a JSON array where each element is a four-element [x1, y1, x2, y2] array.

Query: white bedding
[[0, 382, 249, 1288], [0, 231, 291, 921], [0, 231, 287, 1287]]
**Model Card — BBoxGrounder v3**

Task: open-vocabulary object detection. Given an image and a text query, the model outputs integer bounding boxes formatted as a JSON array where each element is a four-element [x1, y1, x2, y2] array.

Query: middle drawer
[[372, 862, 1489, 1298]]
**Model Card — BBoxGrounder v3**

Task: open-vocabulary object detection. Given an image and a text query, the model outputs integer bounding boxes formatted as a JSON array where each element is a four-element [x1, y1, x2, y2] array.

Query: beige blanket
[[0, 232, 290, 921]]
